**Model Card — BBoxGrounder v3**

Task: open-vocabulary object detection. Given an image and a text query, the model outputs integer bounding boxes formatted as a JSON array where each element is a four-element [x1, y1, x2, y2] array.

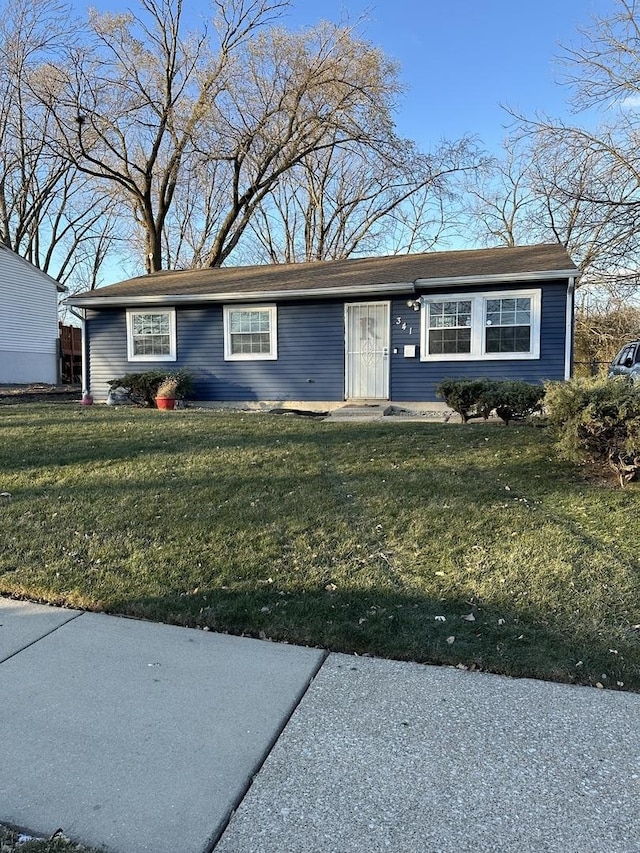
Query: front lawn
[[1, 404, 638, 691]]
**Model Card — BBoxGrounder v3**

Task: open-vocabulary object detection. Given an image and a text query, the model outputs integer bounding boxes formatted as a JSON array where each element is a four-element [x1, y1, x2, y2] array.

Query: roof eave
[[415, 269, 578, 288], [0, 242, 66, 292], [64, 281, 416, 307]]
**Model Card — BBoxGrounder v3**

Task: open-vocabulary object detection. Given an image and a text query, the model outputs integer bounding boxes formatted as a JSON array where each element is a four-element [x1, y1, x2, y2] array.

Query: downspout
[[564, 276, 576, 381], [69, 307, 88, 395]]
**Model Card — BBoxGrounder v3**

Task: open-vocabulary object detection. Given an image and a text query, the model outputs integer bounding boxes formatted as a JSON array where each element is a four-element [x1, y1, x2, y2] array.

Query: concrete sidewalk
[[1, 597, 639, 853]]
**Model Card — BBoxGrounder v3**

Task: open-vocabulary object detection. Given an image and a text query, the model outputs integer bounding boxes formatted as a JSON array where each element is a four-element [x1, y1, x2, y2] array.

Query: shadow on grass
[[101, 585, 639, 694]]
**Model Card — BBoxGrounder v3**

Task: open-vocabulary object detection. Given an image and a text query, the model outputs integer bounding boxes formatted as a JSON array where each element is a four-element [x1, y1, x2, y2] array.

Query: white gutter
[[69, 307, 88, 395], [415, 269, 578, 288], [564, 276, 576, 380], [64, 281, 416, 308]]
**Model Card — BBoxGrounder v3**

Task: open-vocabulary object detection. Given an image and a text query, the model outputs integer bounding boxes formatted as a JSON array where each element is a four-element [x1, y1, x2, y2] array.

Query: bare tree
[[244, 135, 487, 263], [7, 0, 491, 278], [197, 20, 404, 266], [492, 1, 640, 294], [45, 0, 290, 272], [463, 123, 640, 298], [525, 127, 640, 287], [48, 4, 437, 271], [0, 0, 118, 288], [462, 138, 535, 249], [161, 19, 422, 268], [559, 0, 640, 110]]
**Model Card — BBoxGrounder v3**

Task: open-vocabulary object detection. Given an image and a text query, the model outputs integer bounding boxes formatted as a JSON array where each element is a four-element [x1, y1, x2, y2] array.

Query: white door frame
[[344, 301, 390, 400]]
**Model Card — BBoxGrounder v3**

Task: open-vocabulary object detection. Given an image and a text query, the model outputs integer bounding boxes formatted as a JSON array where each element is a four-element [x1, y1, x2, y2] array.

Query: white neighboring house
[[0, 242, 66, 384]]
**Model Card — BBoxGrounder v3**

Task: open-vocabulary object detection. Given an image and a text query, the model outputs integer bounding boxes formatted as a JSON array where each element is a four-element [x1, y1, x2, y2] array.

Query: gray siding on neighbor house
[[87, 302, 346, 402], [390, 281, 568, 401], [1, 246, 59, 383], [86, 280, 569, 403]]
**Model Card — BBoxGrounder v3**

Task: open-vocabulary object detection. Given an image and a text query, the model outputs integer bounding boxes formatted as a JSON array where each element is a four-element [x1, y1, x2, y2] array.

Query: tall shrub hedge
[[545, 376, 640, 487]]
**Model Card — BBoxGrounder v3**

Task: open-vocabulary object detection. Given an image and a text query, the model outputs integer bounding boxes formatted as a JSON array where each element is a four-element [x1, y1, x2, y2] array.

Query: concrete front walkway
[[1, 597, 638, 853]]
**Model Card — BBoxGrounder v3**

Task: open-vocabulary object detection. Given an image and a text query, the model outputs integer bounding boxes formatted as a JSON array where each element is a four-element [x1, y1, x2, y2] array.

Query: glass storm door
[[345, 302, 390, 399]]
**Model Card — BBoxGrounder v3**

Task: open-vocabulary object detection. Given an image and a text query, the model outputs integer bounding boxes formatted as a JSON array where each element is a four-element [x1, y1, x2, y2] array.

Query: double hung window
[[223, 305, 277, 360], [426, 300, 472, 355], [485, 297, 532, 353], [126, 309, 176, 361]]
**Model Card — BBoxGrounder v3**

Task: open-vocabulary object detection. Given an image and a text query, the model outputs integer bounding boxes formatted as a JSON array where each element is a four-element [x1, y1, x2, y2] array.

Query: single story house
[[65, 243, 577, 407], [1, 243, 66, 384]]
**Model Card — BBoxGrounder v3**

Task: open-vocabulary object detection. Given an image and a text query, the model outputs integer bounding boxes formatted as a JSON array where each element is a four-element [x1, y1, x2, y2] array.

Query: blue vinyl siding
[[86, 279, 569, 404], [390, 281, 568, 401], [87, 302, 345, 402]]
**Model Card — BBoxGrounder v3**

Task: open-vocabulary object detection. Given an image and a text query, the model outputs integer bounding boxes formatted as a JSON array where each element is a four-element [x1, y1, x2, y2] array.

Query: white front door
[[345, 302, 390, 399]]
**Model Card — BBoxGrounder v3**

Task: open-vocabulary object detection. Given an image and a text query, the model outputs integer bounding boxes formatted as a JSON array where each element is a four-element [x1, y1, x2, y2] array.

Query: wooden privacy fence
[[59, 322, 82, 384]]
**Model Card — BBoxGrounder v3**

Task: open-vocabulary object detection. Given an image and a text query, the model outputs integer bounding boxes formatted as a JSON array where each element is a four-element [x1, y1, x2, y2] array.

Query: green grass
[[1, 403, 639, 691]]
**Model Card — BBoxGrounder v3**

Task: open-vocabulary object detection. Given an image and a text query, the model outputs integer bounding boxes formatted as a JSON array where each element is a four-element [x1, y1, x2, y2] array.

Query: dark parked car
[[609, 341, 640, 380]]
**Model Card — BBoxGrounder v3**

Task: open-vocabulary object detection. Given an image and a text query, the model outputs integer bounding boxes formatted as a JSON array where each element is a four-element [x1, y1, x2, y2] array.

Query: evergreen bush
[[436, 378, 494, 423], [545, 376, 640, 487], [108, 369, 193, 407], [436, 378, 544, 425], [490, 380, 545, 426]]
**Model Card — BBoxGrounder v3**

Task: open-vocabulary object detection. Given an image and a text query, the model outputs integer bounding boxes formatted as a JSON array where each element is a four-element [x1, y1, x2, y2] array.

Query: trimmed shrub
[[545, 376, 640, 487], [490, 380, 545, 426], [108, 369, 193, 408], [437, 378, 544, 425], [436, 378, 494, 423]]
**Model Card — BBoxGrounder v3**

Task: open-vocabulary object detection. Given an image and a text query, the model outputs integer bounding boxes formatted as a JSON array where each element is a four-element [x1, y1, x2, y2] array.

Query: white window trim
[[420, 289, 541, 361], [223, 304, 278, 361], [126, 308, 177, 362]]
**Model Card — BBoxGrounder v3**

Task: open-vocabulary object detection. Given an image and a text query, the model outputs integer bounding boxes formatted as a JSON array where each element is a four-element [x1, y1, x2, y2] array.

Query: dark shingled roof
[[67, 243, 577, 306]]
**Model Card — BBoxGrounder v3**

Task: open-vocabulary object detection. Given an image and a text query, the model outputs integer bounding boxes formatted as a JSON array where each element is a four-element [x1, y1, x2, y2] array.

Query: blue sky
[[283, 0, 615, 154]]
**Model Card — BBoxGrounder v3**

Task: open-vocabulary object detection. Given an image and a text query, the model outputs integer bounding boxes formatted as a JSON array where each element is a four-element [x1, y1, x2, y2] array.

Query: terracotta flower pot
[[156, 397, 176, 410]]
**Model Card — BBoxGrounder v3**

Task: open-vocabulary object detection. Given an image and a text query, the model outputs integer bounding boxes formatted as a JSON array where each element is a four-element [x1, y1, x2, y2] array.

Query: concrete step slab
[[0, 609, 324, 853], [326, 404, 393, 420]]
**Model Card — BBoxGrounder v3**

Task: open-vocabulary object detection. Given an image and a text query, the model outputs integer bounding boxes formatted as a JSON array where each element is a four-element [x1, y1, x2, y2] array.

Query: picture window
[[420, 290, 540, 361]]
